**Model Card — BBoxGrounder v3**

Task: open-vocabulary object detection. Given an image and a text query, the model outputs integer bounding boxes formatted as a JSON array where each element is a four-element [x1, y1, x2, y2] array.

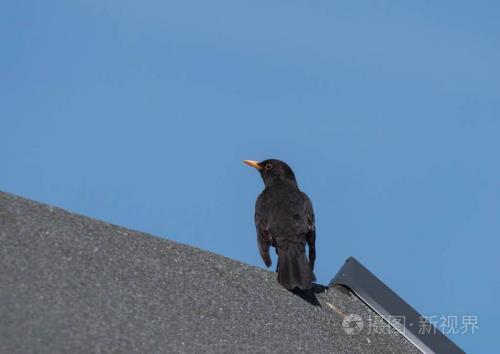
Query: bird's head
[[243, 159, 298, 188]]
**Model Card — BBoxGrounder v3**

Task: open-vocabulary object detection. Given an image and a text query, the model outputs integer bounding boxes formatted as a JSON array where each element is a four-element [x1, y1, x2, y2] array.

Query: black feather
[[251, 159, 317, 290]]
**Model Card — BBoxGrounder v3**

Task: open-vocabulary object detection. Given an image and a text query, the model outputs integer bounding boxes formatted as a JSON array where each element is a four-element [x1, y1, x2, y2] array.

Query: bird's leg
[[275, 248, 279, 272]]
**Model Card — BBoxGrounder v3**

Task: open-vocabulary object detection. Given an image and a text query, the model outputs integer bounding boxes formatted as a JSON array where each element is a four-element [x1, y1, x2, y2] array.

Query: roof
[[0, 191, 421, 353]]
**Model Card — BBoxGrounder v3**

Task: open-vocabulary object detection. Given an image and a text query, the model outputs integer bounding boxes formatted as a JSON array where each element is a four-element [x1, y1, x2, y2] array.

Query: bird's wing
[[255, 194, 272, 267], [302, 192, 316, 270]]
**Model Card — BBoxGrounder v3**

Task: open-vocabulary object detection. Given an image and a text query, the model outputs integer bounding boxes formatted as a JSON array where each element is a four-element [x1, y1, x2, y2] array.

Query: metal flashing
[[330, 257, 465, 354]]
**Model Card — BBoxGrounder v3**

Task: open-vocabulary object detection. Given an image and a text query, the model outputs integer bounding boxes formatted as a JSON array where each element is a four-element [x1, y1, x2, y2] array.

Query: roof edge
[[330, 257, 465, 354]]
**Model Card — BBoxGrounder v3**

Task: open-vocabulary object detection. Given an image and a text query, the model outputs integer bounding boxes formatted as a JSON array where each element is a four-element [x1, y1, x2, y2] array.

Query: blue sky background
[[1, 1, 498, 352]]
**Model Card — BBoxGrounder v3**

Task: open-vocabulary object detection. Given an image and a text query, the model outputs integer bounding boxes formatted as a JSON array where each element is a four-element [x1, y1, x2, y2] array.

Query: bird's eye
[[265, 163, 273, 170]]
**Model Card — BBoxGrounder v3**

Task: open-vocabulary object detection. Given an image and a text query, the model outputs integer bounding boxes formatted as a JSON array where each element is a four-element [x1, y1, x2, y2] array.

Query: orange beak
[[243, 160, 262, 170]]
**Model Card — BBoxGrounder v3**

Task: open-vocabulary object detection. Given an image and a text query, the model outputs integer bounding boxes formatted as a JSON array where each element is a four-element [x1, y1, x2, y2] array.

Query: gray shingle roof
[[0, 191, 420, 353]]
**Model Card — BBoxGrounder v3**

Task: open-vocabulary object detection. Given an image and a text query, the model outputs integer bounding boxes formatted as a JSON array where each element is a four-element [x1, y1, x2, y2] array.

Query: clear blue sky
[[1, 1, 498, 352]]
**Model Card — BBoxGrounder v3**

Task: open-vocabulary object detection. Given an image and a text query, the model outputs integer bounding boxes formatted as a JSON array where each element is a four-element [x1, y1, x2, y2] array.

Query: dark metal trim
[[330, 257, 465, 354]]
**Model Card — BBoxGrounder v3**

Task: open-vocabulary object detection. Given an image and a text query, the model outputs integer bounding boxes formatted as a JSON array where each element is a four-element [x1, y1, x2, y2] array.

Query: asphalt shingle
[[0, 191, 420, 353]]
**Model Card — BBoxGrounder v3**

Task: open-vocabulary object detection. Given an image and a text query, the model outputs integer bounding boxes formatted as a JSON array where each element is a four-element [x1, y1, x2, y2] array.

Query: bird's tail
[[277, 248, 316, 290]]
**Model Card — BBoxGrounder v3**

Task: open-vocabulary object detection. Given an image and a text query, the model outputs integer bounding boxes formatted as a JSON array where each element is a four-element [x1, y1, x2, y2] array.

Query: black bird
[[244, 159, 316, 290]]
